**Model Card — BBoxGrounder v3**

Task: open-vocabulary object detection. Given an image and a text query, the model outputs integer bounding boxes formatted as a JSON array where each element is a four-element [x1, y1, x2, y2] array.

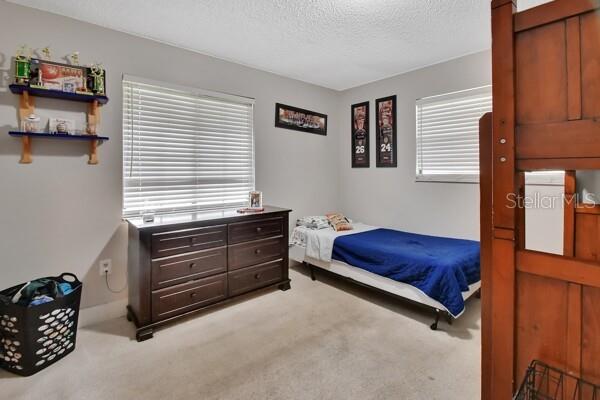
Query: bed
[[290, 222, 481, 330]]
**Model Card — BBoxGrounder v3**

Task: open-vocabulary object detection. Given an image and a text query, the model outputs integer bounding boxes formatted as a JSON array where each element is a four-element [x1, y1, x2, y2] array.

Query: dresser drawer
[[228, 217, 283, 244], [151, 225, 227, 258], [228, 236, 285, 271], [151, 247, 227, 290], [151, 274, 227, 321], [228, 259, 283, 297]]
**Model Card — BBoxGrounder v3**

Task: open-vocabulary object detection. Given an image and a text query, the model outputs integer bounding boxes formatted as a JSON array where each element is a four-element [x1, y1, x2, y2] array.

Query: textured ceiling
[[8, 0, 551, 90]]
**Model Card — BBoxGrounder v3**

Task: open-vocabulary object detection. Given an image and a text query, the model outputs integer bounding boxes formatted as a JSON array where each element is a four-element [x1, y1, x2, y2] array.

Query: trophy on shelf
[[68, 51, 94, 96], [14, 45, 32, 85], [29, 47, 53, 89], [41, 46, 52, 60], [88, 63, 106, 95], [21, 114, 40, 133], [68, 51, 80, 66]]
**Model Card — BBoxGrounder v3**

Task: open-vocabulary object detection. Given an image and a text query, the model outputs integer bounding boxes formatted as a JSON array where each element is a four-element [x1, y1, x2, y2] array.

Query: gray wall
[[337, 52, 491, 240], [0, 2, 341, 308], [0, 3, 508, 312]]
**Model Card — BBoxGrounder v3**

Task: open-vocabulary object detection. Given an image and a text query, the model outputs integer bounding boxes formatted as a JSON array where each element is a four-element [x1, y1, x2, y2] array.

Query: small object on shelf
[[69, 51, 80, 66], [515, 360, 600, 400], [41, 46, 52, 60], [14, 45, 32, 85], [49, 118, 75, 135], [56, 122, 67, 134], [249, 191, 263, 209], [30, 58, 87, 93], [88, 63, 106, 96], [21, 114, 40, 133]]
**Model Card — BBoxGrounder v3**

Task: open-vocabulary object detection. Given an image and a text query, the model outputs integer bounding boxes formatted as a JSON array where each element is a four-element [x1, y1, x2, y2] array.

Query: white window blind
[[122, 76, 255, 217], [416, 86, 492, 183]]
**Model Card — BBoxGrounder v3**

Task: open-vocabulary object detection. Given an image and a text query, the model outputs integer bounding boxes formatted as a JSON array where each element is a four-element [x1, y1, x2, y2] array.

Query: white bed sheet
[[292, 223, 376, 262]]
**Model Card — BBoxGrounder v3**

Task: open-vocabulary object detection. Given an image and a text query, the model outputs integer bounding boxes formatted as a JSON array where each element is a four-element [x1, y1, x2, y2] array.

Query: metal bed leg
[[431, 310, 441, 330], [431, 311, 453, 330], [303, 262, 317, 281]]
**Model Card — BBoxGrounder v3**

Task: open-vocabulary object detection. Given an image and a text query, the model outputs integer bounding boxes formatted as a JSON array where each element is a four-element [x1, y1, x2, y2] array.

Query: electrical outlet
[[99, 259, 112, 276]]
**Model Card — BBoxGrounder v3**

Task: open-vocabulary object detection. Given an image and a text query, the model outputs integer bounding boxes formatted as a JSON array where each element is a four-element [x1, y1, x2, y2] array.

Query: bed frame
[[482, 1, 600, 399], [290, 246, 481, 331]]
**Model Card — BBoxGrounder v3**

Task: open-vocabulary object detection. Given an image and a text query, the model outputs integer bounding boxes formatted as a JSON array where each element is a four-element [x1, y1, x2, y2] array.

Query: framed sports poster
[[376, 95, 397, 167], [351, 102, 370, 168], [275, 103, 327, 135], [29, 58, 87, 93]]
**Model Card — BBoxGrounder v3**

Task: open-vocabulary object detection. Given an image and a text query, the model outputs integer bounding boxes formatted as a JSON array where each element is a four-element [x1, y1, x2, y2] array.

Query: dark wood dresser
[[126, 206, 291, 341]]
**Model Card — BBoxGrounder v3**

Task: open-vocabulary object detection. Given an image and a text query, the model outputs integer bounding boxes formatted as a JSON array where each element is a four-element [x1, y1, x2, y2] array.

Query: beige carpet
[[1, 264, 481, 400]]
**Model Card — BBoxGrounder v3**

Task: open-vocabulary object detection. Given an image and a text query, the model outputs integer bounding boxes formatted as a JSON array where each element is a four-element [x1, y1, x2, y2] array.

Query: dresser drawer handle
[[256, 227, 262, 233], [190, 292, 197, 298], [190, 237, 198, 244], [189, 263, 196, 269], [254, 273, 261, 280], [255, 249, 261, 255]]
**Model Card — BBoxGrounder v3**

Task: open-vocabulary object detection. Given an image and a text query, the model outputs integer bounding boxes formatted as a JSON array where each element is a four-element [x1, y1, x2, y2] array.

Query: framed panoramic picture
[[351, 101, 370, 168], [375, 95, 397, 167], [275, 103, 327, 135], [29, 58, 87, 93]]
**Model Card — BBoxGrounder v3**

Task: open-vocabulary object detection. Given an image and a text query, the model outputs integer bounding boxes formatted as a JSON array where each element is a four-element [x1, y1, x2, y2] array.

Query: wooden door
[[483, 1, 600, 399]]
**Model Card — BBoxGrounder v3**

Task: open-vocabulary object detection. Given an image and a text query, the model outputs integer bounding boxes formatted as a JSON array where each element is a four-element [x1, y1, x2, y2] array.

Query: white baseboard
[[78, 298, 128, 328]]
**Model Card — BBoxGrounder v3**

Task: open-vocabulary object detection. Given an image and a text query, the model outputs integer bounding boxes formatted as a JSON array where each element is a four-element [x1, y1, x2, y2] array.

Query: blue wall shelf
[[9, 84, 109, 105], [9, 131, 109, 142], [10, 81, 108, 164]]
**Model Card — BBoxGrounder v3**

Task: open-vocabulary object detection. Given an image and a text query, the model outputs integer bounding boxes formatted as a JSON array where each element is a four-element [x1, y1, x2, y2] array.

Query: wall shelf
[[10, 85, 108, 164], [9, 84, 109, 105], [9, 131, 109, 142]]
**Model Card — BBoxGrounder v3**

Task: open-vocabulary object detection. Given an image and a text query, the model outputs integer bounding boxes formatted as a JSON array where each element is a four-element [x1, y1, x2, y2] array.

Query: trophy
[[21, 114, 40, 133], [69, 51, 80, 65], [41, 46, 52, 60], [14, 45, 32, 85], [89, 63, 106, 95]]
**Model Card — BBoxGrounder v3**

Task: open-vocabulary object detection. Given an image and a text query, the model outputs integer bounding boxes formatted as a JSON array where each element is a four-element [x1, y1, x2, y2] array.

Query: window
[[122, 76, 255, 217], [416, 86, 492, 183]]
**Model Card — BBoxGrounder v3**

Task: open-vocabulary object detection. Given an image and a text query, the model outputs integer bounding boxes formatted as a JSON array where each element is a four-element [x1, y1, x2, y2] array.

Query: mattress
[[290, 245, 480, 316], [290, 225, 481, 318]]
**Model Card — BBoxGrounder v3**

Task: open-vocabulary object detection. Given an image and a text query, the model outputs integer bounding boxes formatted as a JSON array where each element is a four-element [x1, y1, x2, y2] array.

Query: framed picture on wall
[[275, 103, 327, 135], [29, 58, 87, 93], [351, 101, 370, 168], [375, 95, 397, 167]]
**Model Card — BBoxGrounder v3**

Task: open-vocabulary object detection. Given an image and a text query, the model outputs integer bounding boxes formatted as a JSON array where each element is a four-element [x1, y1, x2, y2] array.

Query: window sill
[[416, 174, 479, 184]]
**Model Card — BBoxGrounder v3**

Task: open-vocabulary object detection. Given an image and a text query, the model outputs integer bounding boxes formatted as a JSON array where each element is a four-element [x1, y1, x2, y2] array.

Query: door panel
[[515, 272, 569, 384], [516, 21, 568, 125]]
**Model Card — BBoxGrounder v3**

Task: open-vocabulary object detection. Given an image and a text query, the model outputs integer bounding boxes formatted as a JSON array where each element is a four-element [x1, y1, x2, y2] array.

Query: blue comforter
[[331, 229, 480, 317]]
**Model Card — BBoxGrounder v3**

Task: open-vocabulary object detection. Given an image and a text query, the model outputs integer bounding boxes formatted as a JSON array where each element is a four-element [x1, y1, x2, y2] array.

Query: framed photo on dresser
[[375, 95, 397, 167], [351, 101, 370, 168]]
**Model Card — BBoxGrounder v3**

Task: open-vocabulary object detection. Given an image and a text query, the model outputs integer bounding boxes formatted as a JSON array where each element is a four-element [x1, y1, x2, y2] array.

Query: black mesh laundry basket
[[0, 273, 82, 376], [515, 360, 600, 400]]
